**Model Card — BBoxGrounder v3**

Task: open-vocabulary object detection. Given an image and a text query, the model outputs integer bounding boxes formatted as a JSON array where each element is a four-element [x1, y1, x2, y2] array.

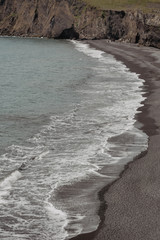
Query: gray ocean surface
[[0, 37, 148, 240]]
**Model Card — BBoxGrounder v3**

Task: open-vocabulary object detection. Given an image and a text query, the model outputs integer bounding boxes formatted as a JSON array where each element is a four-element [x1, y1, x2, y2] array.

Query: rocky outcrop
[[0, 0, 160, 48]]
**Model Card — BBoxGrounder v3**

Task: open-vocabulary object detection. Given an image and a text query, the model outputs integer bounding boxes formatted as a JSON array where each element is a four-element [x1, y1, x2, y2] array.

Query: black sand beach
[[70, 40, 160, 240]]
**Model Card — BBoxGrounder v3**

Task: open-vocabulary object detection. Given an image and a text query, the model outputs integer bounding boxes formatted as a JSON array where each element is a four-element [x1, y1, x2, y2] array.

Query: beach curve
[[69, 40, 160, 240]]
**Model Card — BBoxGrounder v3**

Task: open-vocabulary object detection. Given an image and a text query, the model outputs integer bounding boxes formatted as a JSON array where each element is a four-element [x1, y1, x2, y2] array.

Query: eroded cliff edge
[[0, 0, 160, 48]]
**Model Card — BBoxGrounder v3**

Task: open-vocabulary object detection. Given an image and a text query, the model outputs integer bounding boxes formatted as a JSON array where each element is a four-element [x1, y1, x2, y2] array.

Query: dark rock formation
[[0, 0, 160, 48], [57, 24, 79, 39], [0, 0, 5, 6]]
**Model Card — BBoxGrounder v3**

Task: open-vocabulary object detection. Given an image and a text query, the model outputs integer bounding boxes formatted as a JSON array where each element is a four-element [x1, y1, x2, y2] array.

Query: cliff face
[[0, 0, 160, 48]]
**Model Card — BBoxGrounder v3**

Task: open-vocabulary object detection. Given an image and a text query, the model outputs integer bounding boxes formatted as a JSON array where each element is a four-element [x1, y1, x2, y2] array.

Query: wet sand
[[70, 40, 160, 240]]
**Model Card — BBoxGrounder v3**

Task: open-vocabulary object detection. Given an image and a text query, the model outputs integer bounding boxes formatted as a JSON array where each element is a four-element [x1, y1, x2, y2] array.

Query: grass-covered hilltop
[[84, 0, 160, 11], [0, 0, 160, 47]]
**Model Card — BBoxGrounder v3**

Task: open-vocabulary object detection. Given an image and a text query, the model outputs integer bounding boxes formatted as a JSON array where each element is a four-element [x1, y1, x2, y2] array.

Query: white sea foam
[[44, 202, 69, 240], [38, 150, 50, 160], [71, 40, 123, 66], [0, 171, 22, 190], [88, 168, 108, 178], [0, 171, 22, 204]]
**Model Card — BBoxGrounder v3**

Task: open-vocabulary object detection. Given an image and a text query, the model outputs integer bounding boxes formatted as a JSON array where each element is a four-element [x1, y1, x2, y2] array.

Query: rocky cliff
[[0, 0, 160, 48]]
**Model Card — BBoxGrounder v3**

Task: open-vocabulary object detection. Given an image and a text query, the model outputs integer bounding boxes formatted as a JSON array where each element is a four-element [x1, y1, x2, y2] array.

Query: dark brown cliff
[[0, 0, 160, 48]]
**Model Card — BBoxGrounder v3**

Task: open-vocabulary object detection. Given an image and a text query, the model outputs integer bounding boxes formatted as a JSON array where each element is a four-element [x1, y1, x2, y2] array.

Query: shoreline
[[69, 40, 160, 240]]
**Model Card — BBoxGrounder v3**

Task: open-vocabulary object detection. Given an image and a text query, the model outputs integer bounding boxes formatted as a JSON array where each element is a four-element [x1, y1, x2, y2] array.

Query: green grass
[[83, 0, 160, 12]]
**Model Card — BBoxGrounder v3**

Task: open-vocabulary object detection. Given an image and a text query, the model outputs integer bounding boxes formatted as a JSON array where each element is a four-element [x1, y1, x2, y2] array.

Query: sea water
[[0, 37, 148, 240]]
